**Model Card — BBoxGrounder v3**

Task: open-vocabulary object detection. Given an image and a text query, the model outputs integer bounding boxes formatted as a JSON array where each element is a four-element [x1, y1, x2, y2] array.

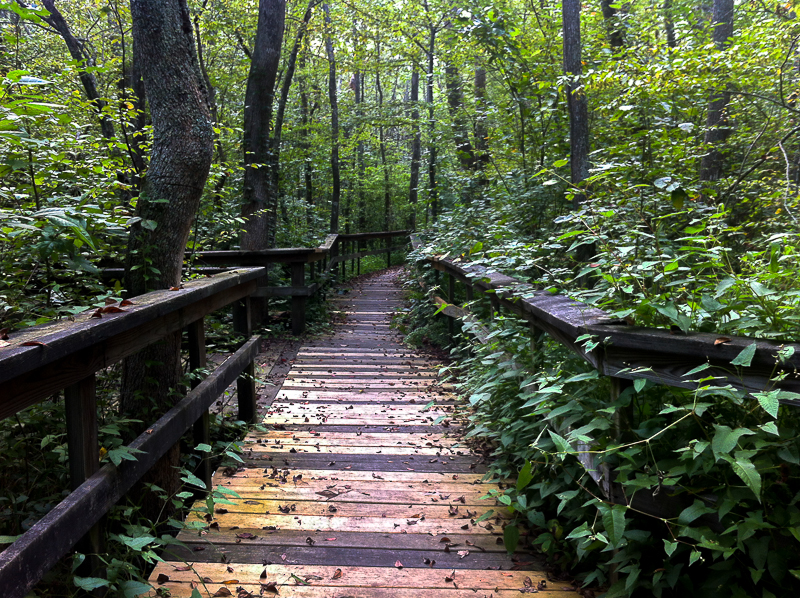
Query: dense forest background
[[1, 0, 800, 596]]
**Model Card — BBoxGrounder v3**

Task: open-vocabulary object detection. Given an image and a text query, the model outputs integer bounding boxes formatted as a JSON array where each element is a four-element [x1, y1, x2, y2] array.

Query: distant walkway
[[148, 270, 565, 597]]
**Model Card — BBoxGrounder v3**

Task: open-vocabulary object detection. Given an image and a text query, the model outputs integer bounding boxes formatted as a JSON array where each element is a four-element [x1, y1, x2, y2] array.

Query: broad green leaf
[[602, 504, 627, 547], [663, 539, 678, 556], [182, 471, 206, 490], [120, 580, 153, 598], [548, 430, 573, 454], [711, 425, 754, 458], [503, 524, 520, 554], [727, 452, 762, 502], [516, 461, 534, 492], [753, 391, 779, 418], [195, 443, 212, 453], [74, 577, 110, 591], [731, 342, 757, 367]]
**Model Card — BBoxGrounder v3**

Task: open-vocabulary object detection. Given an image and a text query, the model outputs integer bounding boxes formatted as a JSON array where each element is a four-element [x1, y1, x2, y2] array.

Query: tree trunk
[[664, 0, 677, 48], [377, 60, 391, 231], [354, 69, 366, 233], [122, 0, 214, 517], [563, 0, 590, 209], [699, 0, 734, 184], [299, 52, 313, 224], [41, 0, 115, 139], [426, 28, 437, 222], [409, 69, 421, 229], [474, 66, 490, 186], [240, 0, 286, 251], [270, 0, 316, 208], [324, 3, 341, 233], [599, 0, 626, 49], [445, 63, 475, 170]]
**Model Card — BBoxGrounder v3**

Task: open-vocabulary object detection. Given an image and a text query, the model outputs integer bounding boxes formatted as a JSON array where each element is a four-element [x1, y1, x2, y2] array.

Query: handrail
[[412, 235, 800, 403], [0, 268, 265, 598]]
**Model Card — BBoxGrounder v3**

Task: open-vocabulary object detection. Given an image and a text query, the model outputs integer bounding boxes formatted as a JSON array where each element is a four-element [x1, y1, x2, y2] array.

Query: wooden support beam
[[188, 319, 211, 489], [233, 297, 257, 424], [291, 261, 307, 336]]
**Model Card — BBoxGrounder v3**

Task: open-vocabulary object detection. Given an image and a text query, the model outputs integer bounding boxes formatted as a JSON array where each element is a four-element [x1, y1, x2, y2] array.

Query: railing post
[[233, 296, 257, 424], [187, 318, 211, 489], [340, 240, 346, 280], [291, 261, 306, 335], [386, 236, 391, 267], [65, 375, 106, 591]]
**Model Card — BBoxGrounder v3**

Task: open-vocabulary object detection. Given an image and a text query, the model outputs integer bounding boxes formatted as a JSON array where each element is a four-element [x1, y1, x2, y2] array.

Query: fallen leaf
[[156, 573, 170, 584], [439, 537, 452, 543], [212, 588, 232, 597], [261, 581, 279, 594], [101, 305, 126, 313], [91, 309, 103, 318], [458, 550, 470, 558], [0, 340, 9, 348], [0, 328, 9, 340], [395, 561, 404, 569], [120, 299, 134, 307], [445, 569, 456, 582], [21, 341, 48, 347], [332, 568, 343, 579], [714, 337, 732, 345], [236, 533, 257, 539]]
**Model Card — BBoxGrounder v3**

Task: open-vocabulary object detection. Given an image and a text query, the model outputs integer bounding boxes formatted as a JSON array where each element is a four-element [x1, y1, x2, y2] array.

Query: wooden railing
[[411, 235, 800, 517], [0, 229, 411, 598], [103, 230, 411, 335]]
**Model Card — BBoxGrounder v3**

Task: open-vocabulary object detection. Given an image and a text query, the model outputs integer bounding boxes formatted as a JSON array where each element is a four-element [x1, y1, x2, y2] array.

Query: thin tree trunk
[[270, 0, 316, 205], [474, 66, 489, 181], [324, 3, 340, 233], [699, 0, 734, 184], [563, 0, 590, 209], [599, 0, 625, 49], [354, 69, 366, 233], [122, 0, 214, 517], [426, 28, 437, 222], [664, 0, 677, 48], [41, 0, 115, 139], [445, 63, 475, 170], [241, 0, 286, 250], [409, 69, 421, 230], [377, 60, 391, 231], [299, 52, 313, 224]]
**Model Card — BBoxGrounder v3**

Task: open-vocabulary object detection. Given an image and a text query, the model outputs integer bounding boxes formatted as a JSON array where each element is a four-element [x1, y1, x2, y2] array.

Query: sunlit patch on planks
[[147, 270, 561, 597]]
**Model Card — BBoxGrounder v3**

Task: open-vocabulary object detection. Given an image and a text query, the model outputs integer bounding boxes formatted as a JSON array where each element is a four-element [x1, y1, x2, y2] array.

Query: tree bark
[[563, 0, 590, 209], [354, 69, 366, 233], [324, 3, 341, 233], [699, 0, 734, 183], [376, 55, 391, 231], [270, 0, 316, 207], [240, 0, 286, 251], [474, 66, 490, 179], [426, 27, 437, 222], [599, 0, 626, 49], [122, 0, 214, 517], [445, 63, 475, 170], [41, 0, 115, 139], [409, 69, 421, 230], [299, 52, 313, 223], [664, 0, 677, 48]]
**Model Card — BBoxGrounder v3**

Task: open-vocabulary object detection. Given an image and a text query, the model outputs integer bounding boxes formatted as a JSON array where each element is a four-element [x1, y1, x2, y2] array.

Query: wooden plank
[[145, 584, 566, 598], [215, 470, 492, 484], [198, 488, 496, 505], [148, 563, 547, 590]]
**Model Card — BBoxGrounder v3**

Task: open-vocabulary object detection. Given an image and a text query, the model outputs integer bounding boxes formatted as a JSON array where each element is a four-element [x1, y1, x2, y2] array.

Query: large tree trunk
[[41, 0, 115, 139], [122, 0, 214, 517], [353, 69, 366, 233], [699, 0, 734, 184], [376, 56, 391, 231], [664, 0, 677, 48], [240, 0, 286, 251], [299, 52, 313, 224], [563, 0, 590, 209], [324, 3, 341, 233], [408, 69, 421, 229]]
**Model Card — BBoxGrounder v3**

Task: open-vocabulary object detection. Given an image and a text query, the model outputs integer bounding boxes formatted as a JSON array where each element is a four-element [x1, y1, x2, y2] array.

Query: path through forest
[[147, 270, 568, 597]]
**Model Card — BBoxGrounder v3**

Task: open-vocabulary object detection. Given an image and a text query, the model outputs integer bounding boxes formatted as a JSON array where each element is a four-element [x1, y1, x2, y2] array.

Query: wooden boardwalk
[[148, 271, 565, 597]]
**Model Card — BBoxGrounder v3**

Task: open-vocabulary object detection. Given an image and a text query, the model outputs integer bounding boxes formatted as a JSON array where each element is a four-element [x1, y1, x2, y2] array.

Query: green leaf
[[753, 391, 779, 418], [516, 461, 534, 492], [0, 535, 19, 544], [181, 471, 206, 490], [602, 504, 627, 547], [120, 580, 153, 598], [553, 158, 568, 167], [74, 577, 111, 591], [469, 241, 483, 254], [726, 452, 762, 502], [663, 539, 678, 556], [712, 425, 754, 458], [633, 378, 646, 393], [548, 430, 573, 454], [731, 342, 757, 367], [503, 524, 520, 554], [120, 535, 156, 551], [195, 443, 212, 453]]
